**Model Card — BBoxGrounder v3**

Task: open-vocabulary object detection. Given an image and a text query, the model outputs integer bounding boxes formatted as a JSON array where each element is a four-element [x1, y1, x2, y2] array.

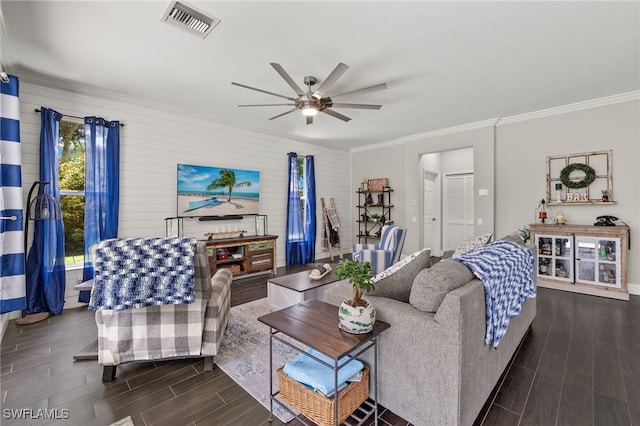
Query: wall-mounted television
[[177, 164, 260, 218]]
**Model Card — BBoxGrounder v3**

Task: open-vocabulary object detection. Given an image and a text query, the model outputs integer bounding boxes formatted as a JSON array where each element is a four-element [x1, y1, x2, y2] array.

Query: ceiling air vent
[[161, 1, 220, 39]]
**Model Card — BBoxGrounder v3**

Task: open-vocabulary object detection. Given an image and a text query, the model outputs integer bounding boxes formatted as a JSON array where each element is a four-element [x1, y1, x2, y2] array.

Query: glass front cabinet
[[530, 224, 629, 301], [536, 234, 573, 283], [575, 237, 621, 289]]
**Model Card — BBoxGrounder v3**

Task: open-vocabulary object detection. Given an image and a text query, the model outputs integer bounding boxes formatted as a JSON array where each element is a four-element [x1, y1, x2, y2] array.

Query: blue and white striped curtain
[[0, 75, 27, 314]]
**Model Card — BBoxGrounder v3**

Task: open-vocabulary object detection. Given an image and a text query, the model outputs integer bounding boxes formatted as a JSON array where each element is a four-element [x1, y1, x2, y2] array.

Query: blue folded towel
[[282, 348, 364, 396]]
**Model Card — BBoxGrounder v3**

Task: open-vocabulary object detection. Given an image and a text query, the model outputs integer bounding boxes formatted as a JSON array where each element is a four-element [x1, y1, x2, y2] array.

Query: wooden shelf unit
[[356, 188, 393, 243], [530, 224, 629, 300], [205, 235, 278, 278]]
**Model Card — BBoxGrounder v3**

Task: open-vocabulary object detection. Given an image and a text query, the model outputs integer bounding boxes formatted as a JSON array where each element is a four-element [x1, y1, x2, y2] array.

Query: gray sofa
[[323, 248, 536, 426]]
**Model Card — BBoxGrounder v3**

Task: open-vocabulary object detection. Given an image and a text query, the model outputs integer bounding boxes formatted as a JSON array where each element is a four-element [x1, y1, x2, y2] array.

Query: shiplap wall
[[15, 81, 352, 311]]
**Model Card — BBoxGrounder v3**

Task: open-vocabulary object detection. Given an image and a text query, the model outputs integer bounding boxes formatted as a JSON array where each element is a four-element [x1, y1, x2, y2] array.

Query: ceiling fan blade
[[268, 108, 298, 120], [270, 63, 306, 97], [330, 102, 382, 110], [238, 103, 295, 107], [329, 83, 387, 100], [231, 82, 297, 101], [321, 108, 351, 122], [312, 62, 349, 100], [306, 115, 314, 125]]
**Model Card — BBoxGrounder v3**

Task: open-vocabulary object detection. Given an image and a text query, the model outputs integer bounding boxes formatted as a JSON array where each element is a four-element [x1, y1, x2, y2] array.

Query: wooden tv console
[[205, 235, 278, 278]]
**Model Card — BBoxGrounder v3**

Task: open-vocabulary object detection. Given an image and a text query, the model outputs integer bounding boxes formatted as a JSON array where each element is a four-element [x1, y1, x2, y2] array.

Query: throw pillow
[[409, 259, 474, 312], [452, 233, 493, 257], [367, 248, 432, 303]]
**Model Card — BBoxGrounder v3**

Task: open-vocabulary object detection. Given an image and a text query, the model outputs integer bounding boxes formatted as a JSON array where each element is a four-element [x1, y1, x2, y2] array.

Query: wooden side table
[[267, 268, 342, 310], [258, 300, 390, 425]]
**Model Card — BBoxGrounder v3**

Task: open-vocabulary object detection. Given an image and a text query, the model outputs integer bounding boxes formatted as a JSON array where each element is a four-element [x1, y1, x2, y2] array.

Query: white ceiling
[[2, 1, 639, 151]]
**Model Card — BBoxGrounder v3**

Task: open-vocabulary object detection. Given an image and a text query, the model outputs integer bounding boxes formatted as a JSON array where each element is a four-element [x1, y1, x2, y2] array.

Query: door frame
[[422, 169, 442, 256]]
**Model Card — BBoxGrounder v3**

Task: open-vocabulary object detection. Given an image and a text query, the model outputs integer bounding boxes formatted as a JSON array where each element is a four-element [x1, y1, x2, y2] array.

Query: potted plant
[[370, 213, 381, 222], [334, 259, 376, 334]]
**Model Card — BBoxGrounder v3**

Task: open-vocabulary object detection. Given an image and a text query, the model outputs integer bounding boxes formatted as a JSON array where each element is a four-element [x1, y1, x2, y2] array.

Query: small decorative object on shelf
[[554, 213, 567, 225], [365, 194, 374, 206], [555, 183, 563, 203], [361, 180, 369, 191], [536, 199, 547, 223], [367, 177, 388, 192], [601, 189, 611, 202], [204, 228, 248, 240]]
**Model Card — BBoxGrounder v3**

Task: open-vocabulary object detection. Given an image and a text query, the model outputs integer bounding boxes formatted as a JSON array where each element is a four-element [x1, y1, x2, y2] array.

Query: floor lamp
[[16, 181, 63, 325]]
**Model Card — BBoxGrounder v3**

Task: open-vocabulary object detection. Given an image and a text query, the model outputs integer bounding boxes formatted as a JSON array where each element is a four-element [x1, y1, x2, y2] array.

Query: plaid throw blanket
[[89, 237, 198, 311], [453, 240, 536, 348]]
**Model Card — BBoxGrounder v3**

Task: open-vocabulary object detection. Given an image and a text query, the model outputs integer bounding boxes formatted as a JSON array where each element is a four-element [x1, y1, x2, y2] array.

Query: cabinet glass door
[[536, 234, 573, 282], [575, 237, 621, 288]]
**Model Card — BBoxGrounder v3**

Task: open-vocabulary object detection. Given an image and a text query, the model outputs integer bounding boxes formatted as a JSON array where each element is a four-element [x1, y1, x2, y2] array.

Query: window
[[298, 157, 306, 218], [58, 119, 85, 265]]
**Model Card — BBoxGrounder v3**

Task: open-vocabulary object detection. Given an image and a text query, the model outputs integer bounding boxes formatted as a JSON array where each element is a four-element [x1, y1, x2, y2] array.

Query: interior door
[[423, 171, 440, 255], [443, 173, 474, 251]]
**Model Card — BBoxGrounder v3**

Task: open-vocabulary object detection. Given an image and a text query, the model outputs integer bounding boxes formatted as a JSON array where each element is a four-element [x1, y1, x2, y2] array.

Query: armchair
[[352, 225, 407, 274], [90, 238, 232, 381]]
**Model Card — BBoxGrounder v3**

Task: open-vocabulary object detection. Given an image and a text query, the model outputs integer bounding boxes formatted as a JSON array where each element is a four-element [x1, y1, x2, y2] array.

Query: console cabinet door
[[535, 234, 573, 282], [575, 236, 621, 289]]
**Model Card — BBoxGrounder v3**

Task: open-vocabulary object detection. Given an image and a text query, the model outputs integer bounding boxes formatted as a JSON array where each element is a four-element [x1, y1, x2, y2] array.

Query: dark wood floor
[[1, 257, 638, 426]]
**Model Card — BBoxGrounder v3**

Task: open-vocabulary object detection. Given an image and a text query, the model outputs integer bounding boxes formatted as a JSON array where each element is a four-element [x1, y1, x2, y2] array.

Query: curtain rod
[[287, 152, 309, 158], [34, 108, 125, 127]]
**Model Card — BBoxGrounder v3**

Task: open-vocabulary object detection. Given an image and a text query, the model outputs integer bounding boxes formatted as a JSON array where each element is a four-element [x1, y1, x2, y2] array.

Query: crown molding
[[496, 91, 639, 126], [351, 118, 500, 153], [353, 91, 639, 153]]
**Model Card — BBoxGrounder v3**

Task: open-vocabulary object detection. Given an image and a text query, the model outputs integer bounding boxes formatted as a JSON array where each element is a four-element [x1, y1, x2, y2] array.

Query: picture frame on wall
[[367, 178, 388, 192]]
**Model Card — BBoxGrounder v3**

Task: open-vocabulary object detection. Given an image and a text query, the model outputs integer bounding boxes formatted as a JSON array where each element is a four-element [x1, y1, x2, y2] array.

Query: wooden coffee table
[[267, 268, 343, 310], [258, 300, 390, 425]]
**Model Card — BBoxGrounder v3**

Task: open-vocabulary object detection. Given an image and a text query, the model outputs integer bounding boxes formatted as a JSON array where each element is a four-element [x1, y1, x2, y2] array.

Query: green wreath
[[560, 163, 596, 189]]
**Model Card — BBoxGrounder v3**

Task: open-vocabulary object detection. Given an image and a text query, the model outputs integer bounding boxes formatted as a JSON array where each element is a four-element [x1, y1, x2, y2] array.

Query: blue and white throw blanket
[[452, 240, 536, 348], [89, 237, 198, 311]]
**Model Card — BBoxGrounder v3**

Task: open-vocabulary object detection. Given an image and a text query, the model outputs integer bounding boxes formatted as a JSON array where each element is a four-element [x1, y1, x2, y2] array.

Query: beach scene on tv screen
[[177, 164, 260, 217]]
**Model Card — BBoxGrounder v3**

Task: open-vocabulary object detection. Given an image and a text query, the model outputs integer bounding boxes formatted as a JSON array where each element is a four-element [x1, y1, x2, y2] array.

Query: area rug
[[215, 298, 302, 423]]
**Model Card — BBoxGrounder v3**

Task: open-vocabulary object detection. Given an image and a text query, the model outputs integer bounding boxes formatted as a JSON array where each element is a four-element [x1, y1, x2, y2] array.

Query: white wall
[[351, 98, 640, 295], [2, 81, 352, 329], [495, 99, 639, 292], [439, 147, 474, 173]]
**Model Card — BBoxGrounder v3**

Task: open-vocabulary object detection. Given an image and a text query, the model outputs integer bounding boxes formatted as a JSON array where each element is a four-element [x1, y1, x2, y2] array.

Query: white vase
[[338, 300, 376, 334]]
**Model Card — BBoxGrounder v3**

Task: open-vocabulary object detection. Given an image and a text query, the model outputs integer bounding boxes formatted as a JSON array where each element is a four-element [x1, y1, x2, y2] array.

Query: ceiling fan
[[231, 62, 387, 125]]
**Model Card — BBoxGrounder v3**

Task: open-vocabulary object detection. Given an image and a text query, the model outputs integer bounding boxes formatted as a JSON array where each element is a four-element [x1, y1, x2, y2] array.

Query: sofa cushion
[[499, 233, 525, 245], [409, 259, 474, 312], [452, 233, 493, 257], [368, 248, 431, 302]]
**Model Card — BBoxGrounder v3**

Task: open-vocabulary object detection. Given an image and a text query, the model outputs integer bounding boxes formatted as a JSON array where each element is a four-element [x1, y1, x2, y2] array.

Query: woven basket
[[277, 365, 369, 426]]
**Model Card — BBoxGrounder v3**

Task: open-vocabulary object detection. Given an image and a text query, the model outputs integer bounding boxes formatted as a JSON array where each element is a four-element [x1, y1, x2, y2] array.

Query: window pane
[[61, 195, 85, 263], [58, 120, 86, 265]]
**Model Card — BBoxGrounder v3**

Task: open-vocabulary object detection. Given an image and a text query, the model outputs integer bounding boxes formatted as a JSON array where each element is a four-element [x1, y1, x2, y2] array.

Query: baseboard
[[628, 283, 639, 296]]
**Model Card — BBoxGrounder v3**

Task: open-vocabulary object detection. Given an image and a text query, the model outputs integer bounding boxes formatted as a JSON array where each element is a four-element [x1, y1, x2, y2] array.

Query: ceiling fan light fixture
[[302, 106, 318, 116]]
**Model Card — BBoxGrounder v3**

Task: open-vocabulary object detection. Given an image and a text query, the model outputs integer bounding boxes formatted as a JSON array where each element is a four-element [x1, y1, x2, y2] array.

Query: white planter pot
[[338, 300, 376, 334]]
